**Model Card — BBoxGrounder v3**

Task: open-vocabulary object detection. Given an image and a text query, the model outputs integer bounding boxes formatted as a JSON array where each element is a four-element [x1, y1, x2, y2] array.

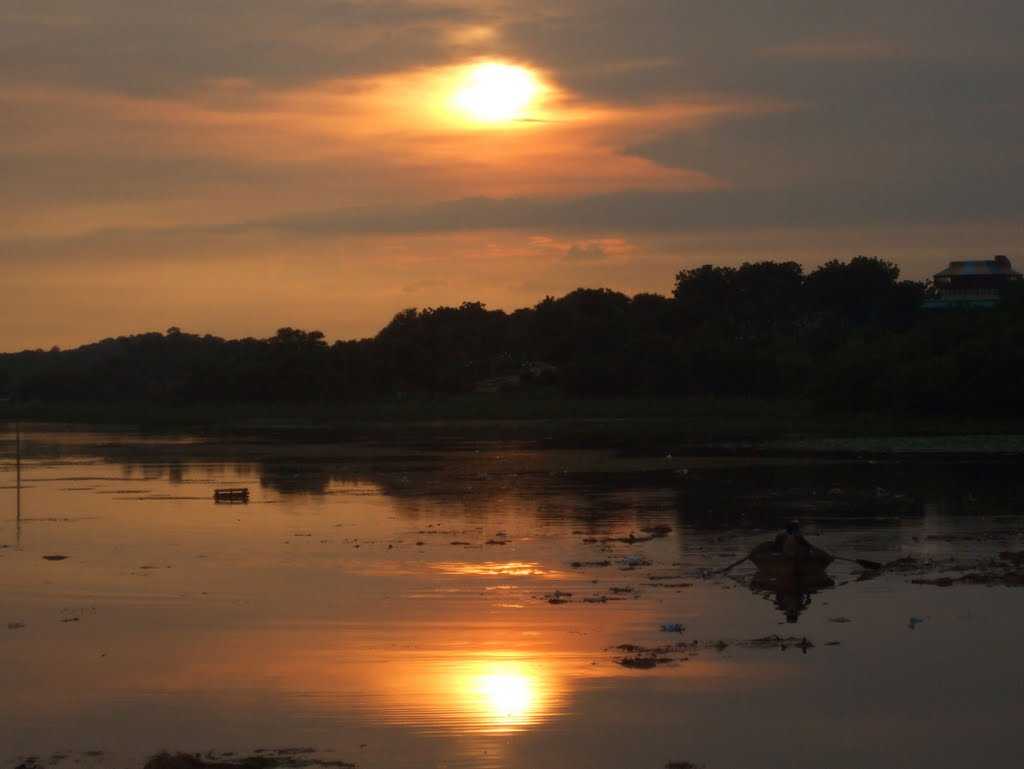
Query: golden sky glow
[[3, 1, 1023, 350]]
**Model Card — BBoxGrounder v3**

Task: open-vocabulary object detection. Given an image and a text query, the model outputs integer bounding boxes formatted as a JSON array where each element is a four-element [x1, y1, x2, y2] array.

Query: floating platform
[[214, 487, 250, 503]]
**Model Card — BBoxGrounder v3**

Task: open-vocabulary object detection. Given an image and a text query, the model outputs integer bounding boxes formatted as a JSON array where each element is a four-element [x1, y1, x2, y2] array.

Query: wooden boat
[[748, 540, 833, 577]]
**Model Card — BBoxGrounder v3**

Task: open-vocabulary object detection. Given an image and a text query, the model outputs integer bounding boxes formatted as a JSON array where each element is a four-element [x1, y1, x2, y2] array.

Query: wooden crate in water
[[214, 488, 250, 503]]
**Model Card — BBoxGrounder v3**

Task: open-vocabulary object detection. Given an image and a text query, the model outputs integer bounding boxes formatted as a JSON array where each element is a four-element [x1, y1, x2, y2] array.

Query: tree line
[[2, 256, 1023, 415]]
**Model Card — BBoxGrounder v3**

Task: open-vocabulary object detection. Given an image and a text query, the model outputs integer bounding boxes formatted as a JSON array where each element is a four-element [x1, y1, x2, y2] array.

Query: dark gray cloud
[[496, 0, 1024, 205], [491, 1, 1024, 243], [8, 161, 1018, 254], [0, 154, 282, 207], [500, 1, 1024, 100], [626, 74, 1024, 186], [0, 0, 490, 94], [238, 164, 1024, 236]]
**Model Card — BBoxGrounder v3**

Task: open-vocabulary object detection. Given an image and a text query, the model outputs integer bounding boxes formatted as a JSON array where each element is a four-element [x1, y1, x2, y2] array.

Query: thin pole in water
[[15, 419, 20, 548]]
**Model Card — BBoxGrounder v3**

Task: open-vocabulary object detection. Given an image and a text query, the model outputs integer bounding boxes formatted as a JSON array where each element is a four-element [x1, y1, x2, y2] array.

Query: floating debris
[[742, 635, 814, 652], [911, 577, 955, 587], [650, 582, 693, 589], [584, 532, 654, 545], [213, 488, 249, 504], [143, 750, 355, 769], [545, 590, 573, 605], [1000, 551, 1024, 566], [619, 555, 651, 571], [42, 555, 69, 562], [912, 570, 1024, 588], [619, 656, 673, 669], [611, 634, 818, 666]]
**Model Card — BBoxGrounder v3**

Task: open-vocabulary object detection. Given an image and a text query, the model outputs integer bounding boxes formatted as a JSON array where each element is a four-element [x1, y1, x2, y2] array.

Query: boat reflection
[[749, 572, 836, 623]]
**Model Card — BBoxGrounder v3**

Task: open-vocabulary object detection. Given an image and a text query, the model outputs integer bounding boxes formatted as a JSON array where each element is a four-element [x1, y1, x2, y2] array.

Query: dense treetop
[[3, 257, 1022, 414]]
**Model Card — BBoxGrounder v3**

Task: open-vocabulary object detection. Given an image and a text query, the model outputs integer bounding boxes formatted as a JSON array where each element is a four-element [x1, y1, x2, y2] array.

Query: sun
[[452, 62, 542, 123]]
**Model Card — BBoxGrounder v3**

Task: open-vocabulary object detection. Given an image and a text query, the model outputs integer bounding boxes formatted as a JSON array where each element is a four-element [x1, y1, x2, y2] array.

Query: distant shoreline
[[4, 396, 1024, 453]]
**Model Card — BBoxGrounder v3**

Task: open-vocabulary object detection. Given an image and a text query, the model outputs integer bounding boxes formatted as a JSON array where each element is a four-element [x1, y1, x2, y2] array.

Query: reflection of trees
[[259, 462, 333, 495], [7, 429, 1024, 531], [368, 462, 684, 528], [670, 463, 934, 533]]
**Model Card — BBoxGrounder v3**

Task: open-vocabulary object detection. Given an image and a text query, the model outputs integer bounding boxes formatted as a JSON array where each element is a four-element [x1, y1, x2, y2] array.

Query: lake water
[[2, 425, 1022, 769]]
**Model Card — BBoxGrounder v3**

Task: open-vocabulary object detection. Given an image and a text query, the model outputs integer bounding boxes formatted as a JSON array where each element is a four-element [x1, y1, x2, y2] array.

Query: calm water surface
[[1, 425, 1022, 769]]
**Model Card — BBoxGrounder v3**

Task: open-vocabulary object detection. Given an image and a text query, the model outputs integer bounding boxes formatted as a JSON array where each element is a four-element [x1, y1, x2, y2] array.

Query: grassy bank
[[3, 395, 1023, 449]]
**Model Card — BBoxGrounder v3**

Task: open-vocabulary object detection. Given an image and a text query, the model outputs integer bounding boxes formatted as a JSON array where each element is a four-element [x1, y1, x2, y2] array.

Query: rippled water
[[1, 425, 1022, 769]]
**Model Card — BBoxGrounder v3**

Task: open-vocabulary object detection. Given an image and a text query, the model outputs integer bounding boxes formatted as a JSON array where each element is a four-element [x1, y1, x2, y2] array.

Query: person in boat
[[773, 520, 812, 559], [746, 520, 834, 576]]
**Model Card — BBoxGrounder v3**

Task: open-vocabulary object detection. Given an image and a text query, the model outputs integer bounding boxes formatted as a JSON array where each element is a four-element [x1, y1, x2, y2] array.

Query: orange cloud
[[2, 56, 782, 243]]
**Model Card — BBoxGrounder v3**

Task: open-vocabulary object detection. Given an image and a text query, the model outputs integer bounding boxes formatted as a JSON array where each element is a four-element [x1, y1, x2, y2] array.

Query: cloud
[[625, 85, 1024, 187], [528, 235, 635, 263], [1, 62, 747, 242], [565, 242, 607, 261], [0, 0, 492, 95], [225, 164, 1024, 238], [761, 39, 905, 61], [13, 163, 1018, 260]]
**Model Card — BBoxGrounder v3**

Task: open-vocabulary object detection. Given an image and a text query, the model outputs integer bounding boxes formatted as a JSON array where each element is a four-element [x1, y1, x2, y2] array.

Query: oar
[[834, 555, 884, 570], [709, 554, 751, 576]]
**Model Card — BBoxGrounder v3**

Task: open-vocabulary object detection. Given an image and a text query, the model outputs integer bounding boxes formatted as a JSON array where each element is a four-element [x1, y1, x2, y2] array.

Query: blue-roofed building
[[923, 255, 1021, 309]]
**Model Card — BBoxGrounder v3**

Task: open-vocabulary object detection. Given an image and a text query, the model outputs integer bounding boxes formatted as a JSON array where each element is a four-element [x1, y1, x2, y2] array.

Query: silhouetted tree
[[0, 256, 1016, 415]]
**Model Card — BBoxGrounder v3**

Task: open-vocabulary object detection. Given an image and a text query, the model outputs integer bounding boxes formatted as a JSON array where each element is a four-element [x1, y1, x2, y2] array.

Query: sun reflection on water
[[433, 561, 564, 577], [453, 659, 547, 732], [357, 651, 565, 735]]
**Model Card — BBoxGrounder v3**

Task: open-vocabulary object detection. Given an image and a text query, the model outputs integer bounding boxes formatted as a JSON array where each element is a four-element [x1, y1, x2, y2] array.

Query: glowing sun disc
[[453, 62, 540, 122]]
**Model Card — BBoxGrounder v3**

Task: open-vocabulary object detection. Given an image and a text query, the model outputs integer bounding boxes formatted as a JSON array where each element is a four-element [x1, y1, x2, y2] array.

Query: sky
[[3, 0, 1023, 351]]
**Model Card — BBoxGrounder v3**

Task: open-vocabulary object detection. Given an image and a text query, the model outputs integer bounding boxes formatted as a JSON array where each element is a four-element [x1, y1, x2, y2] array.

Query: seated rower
[[774, 520, 811, 559]]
